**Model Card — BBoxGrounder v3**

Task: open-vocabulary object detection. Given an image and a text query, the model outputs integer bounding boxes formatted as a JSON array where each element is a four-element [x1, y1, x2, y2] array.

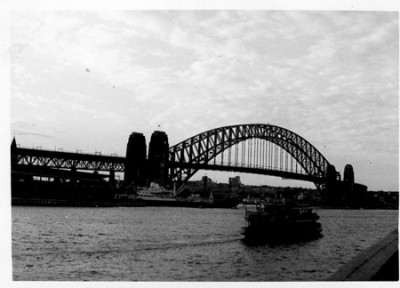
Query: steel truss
[[14, 148, 125, 173], [169, 123, 331, 191]]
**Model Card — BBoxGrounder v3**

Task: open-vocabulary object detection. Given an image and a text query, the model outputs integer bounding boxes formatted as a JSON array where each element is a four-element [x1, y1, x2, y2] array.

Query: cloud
[[10, 10, 399, 190]]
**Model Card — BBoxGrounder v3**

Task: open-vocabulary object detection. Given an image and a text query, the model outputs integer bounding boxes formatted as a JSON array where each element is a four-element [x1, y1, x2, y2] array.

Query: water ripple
[[12, 206, 398, 281]]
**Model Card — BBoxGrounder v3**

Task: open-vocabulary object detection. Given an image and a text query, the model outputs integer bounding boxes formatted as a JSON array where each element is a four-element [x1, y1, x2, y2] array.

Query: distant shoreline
[[11, 198, 399, 210], [11, 197, 145, 208]]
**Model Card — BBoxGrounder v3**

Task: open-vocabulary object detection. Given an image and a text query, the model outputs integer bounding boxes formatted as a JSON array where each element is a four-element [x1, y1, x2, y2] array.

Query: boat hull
[[243, 221, 322, 242], [138, 198, 201, 207]]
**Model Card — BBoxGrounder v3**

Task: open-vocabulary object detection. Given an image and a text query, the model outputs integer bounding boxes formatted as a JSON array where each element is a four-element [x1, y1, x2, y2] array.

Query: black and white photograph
[[2, 0, 399, 284]]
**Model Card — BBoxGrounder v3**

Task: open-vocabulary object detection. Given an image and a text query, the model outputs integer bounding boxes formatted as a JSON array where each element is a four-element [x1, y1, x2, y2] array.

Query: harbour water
[[12, 206, 398, 281]]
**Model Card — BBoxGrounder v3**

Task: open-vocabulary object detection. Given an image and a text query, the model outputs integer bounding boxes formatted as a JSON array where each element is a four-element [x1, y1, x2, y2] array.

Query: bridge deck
[[169, 162, 325, 183], [14, 147, 125, 172]]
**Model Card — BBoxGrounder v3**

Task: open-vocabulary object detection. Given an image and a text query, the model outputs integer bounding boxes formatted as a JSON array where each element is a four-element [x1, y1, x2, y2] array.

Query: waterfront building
[[229, 176, 241, 190]]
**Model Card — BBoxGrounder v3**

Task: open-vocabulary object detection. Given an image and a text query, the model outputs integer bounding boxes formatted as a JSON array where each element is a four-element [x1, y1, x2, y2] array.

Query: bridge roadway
[[14, 147, 325, 184], [14, 147, 125, 172], [168, 162, 325, 183]]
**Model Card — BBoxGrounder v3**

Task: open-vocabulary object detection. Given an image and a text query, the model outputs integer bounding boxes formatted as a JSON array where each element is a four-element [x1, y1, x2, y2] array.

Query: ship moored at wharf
[[242, 201, 322, 242], [132, 182, 187, 207], [132, 182, 239, 208]]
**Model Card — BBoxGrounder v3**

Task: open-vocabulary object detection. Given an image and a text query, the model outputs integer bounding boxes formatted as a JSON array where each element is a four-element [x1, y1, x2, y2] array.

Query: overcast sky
[[9, 10, 398, 191]]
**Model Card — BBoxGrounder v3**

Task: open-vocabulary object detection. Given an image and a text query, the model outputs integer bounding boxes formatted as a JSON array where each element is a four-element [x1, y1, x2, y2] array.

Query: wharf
[[327, 228, 398, 281]]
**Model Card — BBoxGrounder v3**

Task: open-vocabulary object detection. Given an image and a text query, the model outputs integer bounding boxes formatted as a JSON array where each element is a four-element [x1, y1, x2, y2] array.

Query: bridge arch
[[169, 123, 332, 192]]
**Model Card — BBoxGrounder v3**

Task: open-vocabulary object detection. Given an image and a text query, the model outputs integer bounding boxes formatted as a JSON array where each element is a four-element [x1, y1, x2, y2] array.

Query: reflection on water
[[12, 206, 398, 281]]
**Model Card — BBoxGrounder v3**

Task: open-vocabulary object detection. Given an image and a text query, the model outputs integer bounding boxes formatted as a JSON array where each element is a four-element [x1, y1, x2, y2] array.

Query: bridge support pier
[[148, 131, 169, 187], [109, 170, 115, 189]]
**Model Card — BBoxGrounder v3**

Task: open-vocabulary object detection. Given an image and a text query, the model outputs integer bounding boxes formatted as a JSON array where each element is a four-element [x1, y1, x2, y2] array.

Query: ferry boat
[[242, 202, 322, 242]]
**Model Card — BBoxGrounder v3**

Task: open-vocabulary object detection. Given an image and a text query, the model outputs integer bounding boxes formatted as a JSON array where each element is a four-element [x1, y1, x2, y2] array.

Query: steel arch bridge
[[169, 123, 332, 193]]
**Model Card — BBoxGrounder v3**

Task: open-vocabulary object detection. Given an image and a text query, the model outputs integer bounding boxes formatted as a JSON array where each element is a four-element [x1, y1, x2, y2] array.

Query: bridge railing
[[15, 145, 123, 159]]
